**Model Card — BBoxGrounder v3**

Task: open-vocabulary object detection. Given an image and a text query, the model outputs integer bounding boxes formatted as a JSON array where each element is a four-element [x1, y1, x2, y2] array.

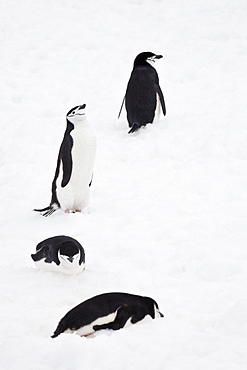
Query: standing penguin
[[31, 235, 85, 275], [119, 52, 166, 133], [51, 292, 164, 338], [34, 104, 96, 216]]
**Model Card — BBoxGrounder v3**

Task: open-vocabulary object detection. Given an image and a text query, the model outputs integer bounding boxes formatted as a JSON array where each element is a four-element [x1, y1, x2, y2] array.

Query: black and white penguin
[[51, 292, 163, 338], [119, 52, 166, 133], [34, 104, 96, 216], [31, 235, 85, 275]]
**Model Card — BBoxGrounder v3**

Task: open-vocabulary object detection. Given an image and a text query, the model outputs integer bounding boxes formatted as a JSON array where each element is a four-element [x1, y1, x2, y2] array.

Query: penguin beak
[[147, 55, 163, 65], [74, 104, 86, 116], [68, 256, 74, 263]]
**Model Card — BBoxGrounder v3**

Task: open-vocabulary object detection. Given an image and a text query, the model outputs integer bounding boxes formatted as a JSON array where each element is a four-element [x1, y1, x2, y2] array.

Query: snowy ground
[[1, 0, 247, 369]]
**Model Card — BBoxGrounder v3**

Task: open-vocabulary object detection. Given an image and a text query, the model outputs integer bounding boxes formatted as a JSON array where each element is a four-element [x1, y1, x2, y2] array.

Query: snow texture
[[1, 0, 247, 369]]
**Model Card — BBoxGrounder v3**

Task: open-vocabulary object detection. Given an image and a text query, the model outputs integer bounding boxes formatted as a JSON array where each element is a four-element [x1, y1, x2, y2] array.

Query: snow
[[1, 0, 247, 368]]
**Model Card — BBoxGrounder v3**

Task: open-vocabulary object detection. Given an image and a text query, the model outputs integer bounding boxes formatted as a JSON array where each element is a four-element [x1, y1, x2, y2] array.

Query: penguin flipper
[[89, 174, 93, 187], [60, 136, 73, 188], [93, 305, 131, 332], [157, 84, 166, 116], [118, 95, 125, 119]]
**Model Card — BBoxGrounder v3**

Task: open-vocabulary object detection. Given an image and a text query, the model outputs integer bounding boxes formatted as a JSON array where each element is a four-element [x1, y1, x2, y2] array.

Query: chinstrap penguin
[[34, 104, 96, 216], [31, 235, 85, 275], [51, 292, 163, 338], [119, 52, 166, 133]]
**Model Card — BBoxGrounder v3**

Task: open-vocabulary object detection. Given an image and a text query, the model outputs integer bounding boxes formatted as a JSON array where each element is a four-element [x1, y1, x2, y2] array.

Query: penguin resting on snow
[[34, 104, 96, 216], [51, 292, 163, 338], [31, 235, 85, 275], [118, 52, 166, 133]]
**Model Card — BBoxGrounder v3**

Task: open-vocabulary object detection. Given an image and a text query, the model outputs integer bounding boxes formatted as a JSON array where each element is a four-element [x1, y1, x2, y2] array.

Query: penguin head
[[133, 52, 163, 67], [58, 244, 81, 269], [66, 104, 87, 124]]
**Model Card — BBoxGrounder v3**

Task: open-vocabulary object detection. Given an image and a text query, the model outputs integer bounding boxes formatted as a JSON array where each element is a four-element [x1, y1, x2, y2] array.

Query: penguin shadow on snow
[[118, 51, 166, 134], [34, 104, 96, 217], [31, 235, 85, 275]]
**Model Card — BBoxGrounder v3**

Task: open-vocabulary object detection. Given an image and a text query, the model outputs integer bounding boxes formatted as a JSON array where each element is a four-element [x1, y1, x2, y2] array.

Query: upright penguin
[[119, 52, 166, 133], [31, 235, 85, 275], [34, 104, 96, 216], [51, 292, 163, 338]]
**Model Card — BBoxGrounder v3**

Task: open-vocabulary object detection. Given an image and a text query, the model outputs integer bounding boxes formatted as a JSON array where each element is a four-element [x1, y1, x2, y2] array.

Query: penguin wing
[[93, 305, 131, 332], [118, 95, 125, 119], [89, 174, 93, 187], [78, 244, 85, 265], [60, 135, 73, 188], [156, 84, 166, 116]]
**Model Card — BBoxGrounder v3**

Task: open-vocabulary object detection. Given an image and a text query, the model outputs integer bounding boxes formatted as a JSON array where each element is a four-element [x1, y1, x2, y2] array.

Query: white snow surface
[[1, 0, 247, 369]]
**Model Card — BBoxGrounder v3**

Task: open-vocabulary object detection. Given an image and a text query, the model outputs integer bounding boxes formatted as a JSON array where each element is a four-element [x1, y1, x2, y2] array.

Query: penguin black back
[[119, 52, 166, 133]]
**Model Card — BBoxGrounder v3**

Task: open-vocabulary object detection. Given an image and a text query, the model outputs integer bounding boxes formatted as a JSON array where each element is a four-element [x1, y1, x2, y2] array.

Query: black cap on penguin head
[[66, 104, 86, 118], [133, 52, 163, 67]]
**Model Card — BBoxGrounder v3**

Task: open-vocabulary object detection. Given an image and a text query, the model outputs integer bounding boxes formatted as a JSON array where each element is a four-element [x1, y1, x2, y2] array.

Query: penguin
[[31, 235, 85, 275], [34, 104, 96, 216], [51, 292, 163, 338], [118, 52, 166, 134]]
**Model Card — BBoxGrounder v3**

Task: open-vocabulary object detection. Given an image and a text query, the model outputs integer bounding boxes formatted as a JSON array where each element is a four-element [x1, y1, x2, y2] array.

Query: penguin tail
[[51, 332, 60, 339], [51, 325, 63, 338], [33, 203, 60, 217], [51, 320, 67, 338], [31, 253, 37, 261], [128, 123, 142, 134]]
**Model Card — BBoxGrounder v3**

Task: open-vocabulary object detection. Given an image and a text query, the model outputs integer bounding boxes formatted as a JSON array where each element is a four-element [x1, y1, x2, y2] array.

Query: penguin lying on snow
[[34, 104, 96, 216], [51, 292, 163, 338], [31, 235, 85, 275], [119, 52, 166, 133]]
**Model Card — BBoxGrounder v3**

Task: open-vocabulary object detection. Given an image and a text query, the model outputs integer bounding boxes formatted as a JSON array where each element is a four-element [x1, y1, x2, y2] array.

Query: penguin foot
[[81, 332, 95, 338], [64, 209, 81, 213]]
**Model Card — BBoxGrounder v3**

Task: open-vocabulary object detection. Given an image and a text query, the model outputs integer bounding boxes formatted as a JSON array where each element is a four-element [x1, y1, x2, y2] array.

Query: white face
[[58, 252, 80, 269], [146, 56, 156, 66], [67, 105, 86, 124]]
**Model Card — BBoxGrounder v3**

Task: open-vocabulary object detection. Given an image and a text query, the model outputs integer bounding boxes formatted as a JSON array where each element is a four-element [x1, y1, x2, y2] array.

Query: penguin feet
[[81, 332, 95, 338], [64, 209, 82, 213]]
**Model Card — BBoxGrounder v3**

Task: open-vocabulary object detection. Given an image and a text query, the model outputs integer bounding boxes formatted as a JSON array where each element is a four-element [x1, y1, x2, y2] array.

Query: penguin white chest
[[153, 93, 161, 123], [57, 122, 96, 212], [34, 258, 85, 275]]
